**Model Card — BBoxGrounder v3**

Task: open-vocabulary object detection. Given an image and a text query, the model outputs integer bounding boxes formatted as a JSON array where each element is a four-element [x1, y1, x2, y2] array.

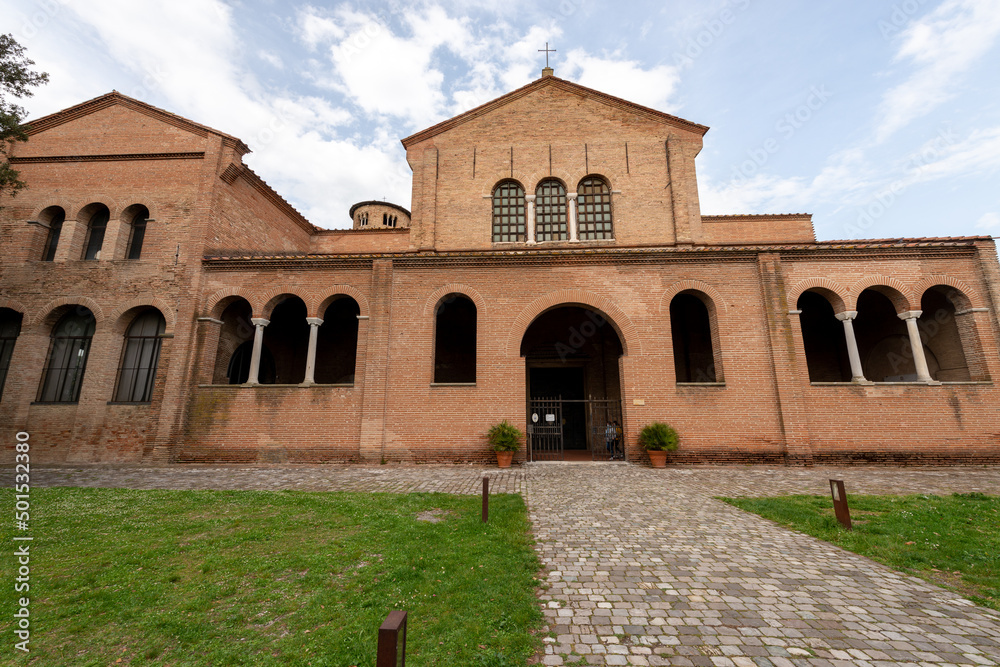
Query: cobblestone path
[[26, 462, 1000, 666], [526, 463, 1000, 666]]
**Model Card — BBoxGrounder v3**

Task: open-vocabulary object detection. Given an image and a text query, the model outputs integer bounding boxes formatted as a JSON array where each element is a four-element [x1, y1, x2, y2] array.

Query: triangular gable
[[24, 91, 250, 155], [401, 75, 709, 148]]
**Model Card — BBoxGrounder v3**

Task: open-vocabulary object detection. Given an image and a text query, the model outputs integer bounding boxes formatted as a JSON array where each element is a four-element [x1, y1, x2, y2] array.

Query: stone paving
[[25, 462, 1000, 666]]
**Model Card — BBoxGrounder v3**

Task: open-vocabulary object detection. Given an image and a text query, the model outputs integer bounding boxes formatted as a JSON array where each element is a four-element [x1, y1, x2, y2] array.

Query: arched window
[[126, 206, 149, 260], [670, 292, 720, 383], [316, 298, 360, 384], [0, 309, 23, 401], [434, 294, 476, 383], [797, 291, 851, 382], [535, 180, 567, 241], [492, 181, 525, 242], [577, 177, 613, 240], [41, 208, 65, 261], [83, 206, 110, 260], [113, 310, 165, 402], [38, 308, 97, 402], [227, 341, 275, 384]]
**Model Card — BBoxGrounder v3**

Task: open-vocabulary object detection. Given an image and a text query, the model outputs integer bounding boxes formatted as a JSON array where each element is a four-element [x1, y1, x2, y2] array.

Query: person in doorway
[[605, 420, 615, 457], [611, 420, 623, 459]]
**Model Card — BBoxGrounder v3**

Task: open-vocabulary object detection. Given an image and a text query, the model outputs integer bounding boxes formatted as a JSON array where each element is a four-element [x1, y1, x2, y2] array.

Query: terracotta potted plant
[[639, 421, 678, 468], [487, 419, 523, 468]]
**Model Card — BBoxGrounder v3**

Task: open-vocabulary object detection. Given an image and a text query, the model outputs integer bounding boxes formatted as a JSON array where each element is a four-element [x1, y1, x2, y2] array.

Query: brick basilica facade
[[2, 71, 999, 465]]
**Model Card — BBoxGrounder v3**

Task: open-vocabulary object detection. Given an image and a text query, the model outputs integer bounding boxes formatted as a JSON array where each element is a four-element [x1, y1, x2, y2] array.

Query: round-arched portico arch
[[507, 289, 639, 358], [518, 299, 629, 463]]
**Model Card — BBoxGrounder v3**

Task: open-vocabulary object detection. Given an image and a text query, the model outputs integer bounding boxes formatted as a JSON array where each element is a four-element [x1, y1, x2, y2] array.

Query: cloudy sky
[[4, 0, 1000, 240]]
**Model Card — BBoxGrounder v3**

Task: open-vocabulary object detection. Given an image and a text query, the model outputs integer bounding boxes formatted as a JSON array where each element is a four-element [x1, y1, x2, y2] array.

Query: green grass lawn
[[0, 488, 543, 666], [720, 491, 1000, 611]]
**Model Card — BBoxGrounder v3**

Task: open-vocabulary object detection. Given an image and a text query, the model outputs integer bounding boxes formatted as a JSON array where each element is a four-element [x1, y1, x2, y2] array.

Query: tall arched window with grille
[[535, 180, 567, 241], [114, 310, 166, 402], [38, 308, 97, 402], [492, 181, 525, 242], [83, 206, 110, 260], [126, 206, 149, 260], [0, 309, 23, 401], [577, 176, 613, 240], [41, 207, 65, 261]]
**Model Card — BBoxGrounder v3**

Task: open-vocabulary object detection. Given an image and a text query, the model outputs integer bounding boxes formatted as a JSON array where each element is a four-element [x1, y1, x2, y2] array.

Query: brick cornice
[[9, 152, 205, 164], [202, 240, 980, 270]]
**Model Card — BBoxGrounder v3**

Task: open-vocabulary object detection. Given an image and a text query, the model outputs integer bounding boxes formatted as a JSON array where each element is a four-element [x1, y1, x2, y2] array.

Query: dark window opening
[[227, 340, 275, 384], [42, 209, 65, 261], [38, 308, 97, 402], [492, 181, 525, 242], [577, 177, 613, 240], [670, 293, 717, 382], [83, 207, 110, 260], [0, 309, 24, 401], [434, 295, 476, 383], [797, 291, 851, 382], [535, 180, 567, 241], [262, 297, 309, 384], [920, 286, 973, 382], [315, 298, 360, 384], [855, 289, 935, 382], [213, 299, 255, 384], [114, 310, 165, 402], [126, 207, 149, 260]]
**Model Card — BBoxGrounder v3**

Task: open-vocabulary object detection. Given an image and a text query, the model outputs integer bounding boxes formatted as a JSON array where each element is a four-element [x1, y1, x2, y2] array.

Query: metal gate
[[527, 397, 623, 462], [526, 397, 563, 461]]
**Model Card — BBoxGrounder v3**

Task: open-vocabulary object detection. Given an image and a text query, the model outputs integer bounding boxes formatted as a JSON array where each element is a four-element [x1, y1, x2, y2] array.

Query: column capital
[[306, 317, 324, 326], [566, 192, 578, 200], [834, 310, 858, 321], [897, 310, 922, 321], [251, 317, 270, 327], [524, 194, 536, 202]]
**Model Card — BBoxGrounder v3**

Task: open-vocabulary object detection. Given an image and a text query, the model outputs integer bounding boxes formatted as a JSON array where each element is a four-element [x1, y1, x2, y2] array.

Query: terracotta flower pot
[[496, 451, 514, 468], [647, 450, 667, 468]]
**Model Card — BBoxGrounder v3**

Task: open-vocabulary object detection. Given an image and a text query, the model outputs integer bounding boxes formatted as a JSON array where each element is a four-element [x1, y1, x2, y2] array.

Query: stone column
[[834, 311, 867, 383], [302, 317, 323, 385], [247, 317, 269, 385], [567, 192, 579, 242], [899, 311, 935, 382], [524, 194, 536, 244]]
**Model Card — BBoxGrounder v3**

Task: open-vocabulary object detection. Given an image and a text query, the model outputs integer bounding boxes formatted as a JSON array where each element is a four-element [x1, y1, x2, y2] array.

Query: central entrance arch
[[520, 304, 625, 461]]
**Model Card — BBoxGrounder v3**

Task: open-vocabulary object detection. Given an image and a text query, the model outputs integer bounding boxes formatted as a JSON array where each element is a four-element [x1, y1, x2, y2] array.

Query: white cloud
[[258, 50, 284, 69], [560, 48, 681, 112], [296, 6, 345, 49], [876, 0, 1000, 141], [976, 212, 1000, 230]]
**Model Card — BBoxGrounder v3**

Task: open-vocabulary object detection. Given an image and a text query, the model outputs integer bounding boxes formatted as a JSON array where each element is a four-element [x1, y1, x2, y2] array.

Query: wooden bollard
[[829, 479, 852, 530], [482, 476, 489, 523], [376, 610, 407, 667]]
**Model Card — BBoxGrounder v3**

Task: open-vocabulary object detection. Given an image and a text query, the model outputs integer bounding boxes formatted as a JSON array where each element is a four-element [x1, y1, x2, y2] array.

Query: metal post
[[829, 479, 852, 530], [482, 476, 489, 523], [376, 610, 407, 667]]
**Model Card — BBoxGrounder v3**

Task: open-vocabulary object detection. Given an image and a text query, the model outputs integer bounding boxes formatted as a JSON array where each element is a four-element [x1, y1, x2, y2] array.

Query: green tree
[[1, 33, 49, 199]]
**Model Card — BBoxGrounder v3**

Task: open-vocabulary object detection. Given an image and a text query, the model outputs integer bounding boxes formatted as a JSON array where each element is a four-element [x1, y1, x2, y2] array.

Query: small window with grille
[[492, 181, 525, 242], [577, 177, 614, 240]]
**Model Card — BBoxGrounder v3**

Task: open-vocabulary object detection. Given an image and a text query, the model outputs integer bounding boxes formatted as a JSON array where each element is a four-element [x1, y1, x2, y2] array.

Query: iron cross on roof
[[538, 42, 556, 67]]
